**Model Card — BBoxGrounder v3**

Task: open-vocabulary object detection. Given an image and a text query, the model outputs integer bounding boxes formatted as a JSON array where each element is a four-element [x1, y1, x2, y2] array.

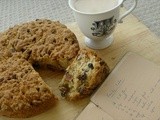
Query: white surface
[[124, 0, 160, 37], [0, 0, 160, 37], [0, 0, 74, 32]]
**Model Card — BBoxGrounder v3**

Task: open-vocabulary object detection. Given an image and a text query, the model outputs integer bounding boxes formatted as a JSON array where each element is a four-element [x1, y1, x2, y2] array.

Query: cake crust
[[0, 19, 79, 70], [0, 53, 57, 118]]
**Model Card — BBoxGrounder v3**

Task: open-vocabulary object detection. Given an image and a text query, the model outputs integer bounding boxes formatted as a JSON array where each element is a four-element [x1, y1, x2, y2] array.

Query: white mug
[[69, 0, 138, 49]]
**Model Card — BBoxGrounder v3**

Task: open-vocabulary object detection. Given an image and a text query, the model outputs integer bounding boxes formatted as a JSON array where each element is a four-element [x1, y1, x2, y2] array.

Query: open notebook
[[76, 52, 160, 120]]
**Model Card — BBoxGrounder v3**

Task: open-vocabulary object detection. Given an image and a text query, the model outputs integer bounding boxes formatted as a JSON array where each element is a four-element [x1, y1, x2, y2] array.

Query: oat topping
[[0, 19, 80, 118]]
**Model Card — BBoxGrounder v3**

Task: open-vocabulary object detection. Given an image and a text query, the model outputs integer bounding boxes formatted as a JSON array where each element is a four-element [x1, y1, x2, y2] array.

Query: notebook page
[[91, 52, 160, 120], [76, 102, 113, 120]]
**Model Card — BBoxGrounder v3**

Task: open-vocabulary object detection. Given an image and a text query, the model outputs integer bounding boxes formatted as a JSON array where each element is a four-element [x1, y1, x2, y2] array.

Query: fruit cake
[[0, 52, 57, 117], [0, 19, 80, 118], [59, 49, 110, 100], [0, 19, 79, 70]]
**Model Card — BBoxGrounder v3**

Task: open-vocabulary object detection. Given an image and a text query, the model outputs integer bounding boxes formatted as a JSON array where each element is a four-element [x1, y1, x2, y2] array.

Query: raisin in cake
[[0, 52, 57, 118], [59, 49, 110, 100], [0, 19, 79, 70]]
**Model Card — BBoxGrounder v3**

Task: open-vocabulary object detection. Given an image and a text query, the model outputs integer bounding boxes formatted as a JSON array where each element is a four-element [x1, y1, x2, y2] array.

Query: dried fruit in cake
[[59, 49, 110, 100]]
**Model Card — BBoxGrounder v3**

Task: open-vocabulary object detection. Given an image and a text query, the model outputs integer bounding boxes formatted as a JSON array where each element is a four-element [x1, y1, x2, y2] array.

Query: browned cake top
[[0, 19, 79, 69], [0, 53, 55, 113], [0, 19, 80, 117]]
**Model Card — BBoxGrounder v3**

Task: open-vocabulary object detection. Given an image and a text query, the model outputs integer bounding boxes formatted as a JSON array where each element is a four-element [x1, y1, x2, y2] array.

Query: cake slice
[[59, 49, 110, 100]]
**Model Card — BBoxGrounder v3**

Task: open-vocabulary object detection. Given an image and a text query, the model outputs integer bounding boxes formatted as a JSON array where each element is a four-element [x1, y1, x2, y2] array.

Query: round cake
[[0, 19, 80, 118]]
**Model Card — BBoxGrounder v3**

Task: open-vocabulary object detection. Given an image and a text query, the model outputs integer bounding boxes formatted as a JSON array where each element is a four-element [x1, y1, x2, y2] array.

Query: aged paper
[[91, 52, 160, 120], [76, 102, 113, 120]]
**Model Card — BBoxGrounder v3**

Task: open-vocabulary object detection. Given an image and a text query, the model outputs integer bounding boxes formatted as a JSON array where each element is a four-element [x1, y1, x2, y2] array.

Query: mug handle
[[118, 0, 138, 23]]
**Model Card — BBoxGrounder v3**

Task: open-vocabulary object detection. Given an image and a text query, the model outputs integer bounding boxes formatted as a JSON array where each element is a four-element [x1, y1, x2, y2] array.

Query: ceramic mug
[[69, 0, 138, 49]]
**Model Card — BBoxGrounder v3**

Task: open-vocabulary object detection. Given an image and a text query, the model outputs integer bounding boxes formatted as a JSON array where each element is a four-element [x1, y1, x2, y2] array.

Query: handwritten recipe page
[[77, 52, 160, 120]]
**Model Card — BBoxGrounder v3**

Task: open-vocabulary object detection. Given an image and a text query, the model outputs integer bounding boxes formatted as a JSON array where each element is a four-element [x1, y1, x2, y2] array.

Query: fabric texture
[[0, 0, 160, 37]]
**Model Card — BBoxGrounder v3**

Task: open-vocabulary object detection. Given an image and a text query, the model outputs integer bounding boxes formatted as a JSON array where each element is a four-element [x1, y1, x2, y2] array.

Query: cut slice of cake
[[59, 49, 110, 100]]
